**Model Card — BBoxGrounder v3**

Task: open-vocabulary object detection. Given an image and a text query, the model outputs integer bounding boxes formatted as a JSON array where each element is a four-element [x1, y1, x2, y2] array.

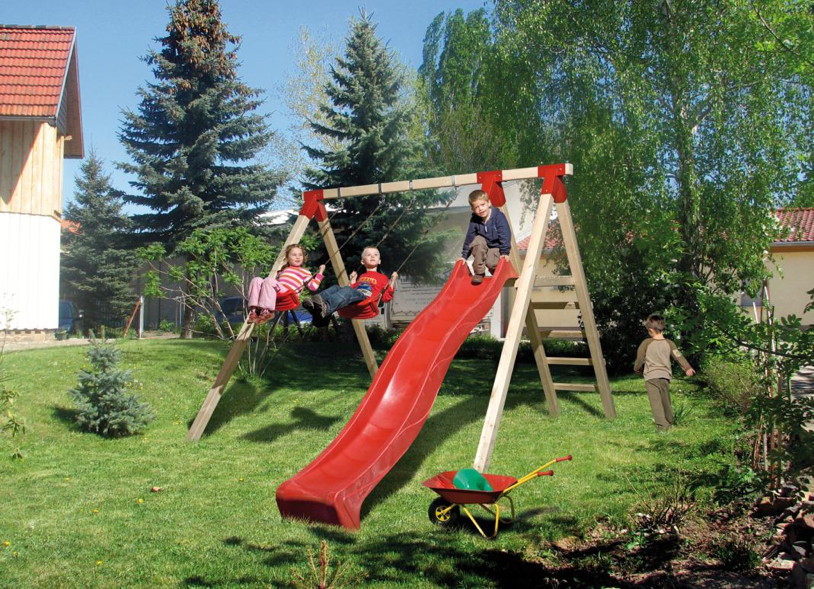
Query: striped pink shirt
[[276, 266, 323, 293]]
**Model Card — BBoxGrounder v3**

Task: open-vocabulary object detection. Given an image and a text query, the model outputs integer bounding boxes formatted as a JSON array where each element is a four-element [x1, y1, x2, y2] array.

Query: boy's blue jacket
[[461, 208, 511, 257]]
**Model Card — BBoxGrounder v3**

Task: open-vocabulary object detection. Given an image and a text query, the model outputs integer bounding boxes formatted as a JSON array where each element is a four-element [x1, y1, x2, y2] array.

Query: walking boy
[[634, 314, 696, 431], [461, 189, 511, 284], [302, 246, 397, 327]]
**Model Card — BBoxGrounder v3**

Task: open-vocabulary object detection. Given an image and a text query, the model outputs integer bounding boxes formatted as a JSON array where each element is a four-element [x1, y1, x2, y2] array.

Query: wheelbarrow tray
[[422, 471, 518, 505]]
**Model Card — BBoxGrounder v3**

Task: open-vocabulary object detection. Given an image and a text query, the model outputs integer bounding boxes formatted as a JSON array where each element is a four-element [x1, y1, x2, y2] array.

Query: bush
[[700, 357, 762, 418], [69, 342, 154, 437]]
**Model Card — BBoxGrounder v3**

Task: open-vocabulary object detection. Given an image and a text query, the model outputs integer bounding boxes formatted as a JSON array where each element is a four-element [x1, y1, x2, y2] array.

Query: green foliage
[[0, 358, 26, 459], [69, 342, 154, 437], [61, 151, 137, 332], [420, 1, 814, 368], [711, 538, 762, 573], [139, 226, 276, 339], [689, 286, 814, 482], [119, 0, 281, 251], [701, 357, 763, 418]]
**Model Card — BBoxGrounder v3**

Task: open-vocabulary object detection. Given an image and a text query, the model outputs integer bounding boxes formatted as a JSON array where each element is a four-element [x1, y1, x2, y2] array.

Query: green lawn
[[1, 338, 738, 587]]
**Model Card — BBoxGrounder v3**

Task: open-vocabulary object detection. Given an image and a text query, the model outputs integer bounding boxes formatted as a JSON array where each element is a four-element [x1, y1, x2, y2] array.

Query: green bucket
[[453, 468, 493, 491]]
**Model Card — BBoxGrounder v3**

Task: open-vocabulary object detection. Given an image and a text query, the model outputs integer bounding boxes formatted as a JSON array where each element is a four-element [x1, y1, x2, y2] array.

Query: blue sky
[[4, 0, 489, 204]]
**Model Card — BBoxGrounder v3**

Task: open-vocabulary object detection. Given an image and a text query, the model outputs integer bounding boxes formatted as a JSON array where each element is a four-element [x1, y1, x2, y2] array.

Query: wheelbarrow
[[422, 455, 572, 538]]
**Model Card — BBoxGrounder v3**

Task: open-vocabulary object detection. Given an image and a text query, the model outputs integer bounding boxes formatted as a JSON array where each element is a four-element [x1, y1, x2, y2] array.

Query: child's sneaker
[[302, 298, 317, 316], [247, 309, 260, 323], [311, 295, 328, 318], [255, 309, 274, 325], [471, 274, 485, 285]]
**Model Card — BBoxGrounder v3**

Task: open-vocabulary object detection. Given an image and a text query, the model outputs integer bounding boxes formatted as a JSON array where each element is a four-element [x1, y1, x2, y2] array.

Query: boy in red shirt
[[303, 246, 397, 327]]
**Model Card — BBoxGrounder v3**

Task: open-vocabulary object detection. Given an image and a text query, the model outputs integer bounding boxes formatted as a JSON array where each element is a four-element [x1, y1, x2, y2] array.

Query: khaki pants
[[645, 378, 674, 430], [469, 235, 501, 276]]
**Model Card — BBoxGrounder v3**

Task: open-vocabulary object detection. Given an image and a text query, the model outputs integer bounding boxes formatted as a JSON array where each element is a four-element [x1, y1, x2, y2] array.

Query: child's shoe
[[471, 274, 485, 285], [311, 295, 328, 318], [255, 309, 274, 325], [247, 309, 260, 323]]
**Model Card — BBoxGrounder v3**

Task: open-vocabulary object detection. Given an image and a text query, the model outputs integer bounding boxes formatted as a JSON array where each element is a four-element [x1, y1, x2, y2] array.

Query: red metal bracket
[[300, 190, 328, 222], [537, 164, 568, 203], [476, 170, 506, 207]]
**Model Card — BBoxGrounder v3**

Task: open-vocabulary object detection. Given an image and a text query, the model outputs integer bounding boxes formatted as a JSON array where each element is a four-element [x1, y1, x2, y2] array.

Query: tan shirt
[[634, 338, 691, 381]]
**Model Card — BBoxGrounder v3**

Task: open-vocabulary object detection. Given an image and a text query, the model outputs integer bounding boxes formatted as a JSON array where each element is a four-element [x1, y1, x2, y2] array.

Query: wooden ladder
[[474, 165, 615, 471]]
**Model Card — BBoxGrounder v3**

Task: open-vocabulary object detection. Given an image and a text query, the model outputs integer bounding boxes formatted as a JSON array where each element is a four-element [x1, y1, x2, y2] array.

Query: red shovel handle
[[556, 455, 572, 462], [536, 470, 554, 477]]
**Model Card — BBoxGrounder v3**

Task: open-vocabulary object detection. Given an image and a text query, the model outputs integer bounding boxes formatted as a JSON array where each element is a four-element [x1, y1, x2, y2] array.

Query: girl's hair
[[281, 244, 307, 269]]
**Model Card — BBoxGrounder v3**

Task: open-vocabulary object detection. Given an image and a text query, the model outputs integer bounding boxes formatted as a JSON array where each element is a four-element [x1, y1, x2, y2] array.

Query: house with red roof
[[758, 208, 814, 325], [0, 24, 83, 337]]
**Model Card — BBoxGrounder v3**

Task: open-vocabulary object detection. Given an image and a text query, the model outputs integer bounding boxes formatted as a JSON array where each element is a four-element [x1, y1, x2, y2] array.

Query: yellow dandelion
[[136, 498, 144, 504], [92, 509, 99, 514], [2, 541, 10, 547], [96, 560, 102, 566]]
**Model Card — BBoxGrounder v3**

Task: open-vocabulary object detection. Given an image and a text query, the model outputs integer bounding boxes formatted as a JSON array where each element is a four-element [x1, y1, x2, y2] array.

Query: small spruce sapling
[[69, 341, 153, 437]]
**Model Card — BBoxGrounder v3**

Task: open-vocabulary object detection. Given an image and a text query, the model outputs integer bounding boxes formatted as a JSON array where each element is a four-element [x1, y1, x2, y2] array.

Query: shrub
[[700, 357, 762, 418], [1, 358, 26, 459], [69, 342, 154, 437]]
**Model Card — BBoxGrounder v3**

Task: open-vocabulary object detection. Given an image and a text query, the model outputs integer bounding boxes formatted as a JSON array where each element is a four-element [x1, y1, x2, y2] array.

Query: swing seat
[[273, 291, 301, 312], [337, 299, 380, 320]]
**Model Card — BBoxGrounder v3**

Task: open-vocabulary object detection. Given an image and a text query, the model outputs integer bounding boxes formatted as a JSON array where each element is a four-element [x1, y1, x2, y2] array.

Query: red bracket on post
[[300, 190, 328, 222], [476, 170, 506, 207], [538, 164, 568, 203]]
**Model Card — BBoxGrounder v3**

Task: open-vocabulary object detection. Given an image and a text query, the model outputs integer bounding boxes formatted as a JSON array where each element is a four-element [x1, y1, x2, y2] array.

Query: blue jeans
[[319, 285, 367, 315]]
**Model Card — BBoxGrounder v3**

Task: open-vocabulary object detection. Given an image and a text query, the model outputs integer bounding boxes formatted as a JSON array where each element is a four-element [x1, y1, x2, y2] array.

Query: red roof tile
[[0, 25, 75, 117], [775, 208, 814, 243]]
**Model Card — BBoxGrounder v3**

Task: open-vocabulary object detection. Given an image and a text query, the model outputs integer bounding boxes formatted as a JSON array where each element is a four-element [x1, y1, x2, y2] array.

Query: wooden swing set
[[187, 163, 615, 473]]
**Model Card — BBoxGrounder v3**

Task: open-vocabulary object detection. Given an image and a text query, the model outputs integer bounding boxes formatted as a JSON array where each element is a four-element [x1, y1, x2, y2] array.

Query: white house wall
[[0, 212, 60, 331]]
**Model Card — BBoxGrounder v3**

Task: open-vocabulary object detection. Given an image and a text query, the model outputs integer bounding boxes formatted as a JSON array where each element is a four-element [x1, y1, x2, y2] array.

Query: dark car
[[58, 300, 83, 334]]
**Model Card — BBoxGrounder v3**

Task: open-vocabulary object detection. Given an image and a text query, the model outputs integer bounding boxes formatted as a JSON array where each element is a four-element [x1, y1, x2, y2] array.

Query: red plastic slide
[[276, 259, 518, 529]]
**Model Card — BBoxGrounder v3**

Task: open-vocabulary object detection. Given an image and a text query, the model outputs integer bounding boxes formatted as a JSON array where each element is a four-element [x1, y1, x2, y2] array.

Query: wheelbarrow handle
[[556, 455, 572, 463], [536, 470, 554, 477]]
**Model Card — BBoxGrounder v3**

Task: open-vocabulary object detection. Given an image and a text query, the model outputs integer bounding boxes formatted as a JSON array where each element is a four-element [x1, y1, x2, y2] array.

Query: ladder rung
[[534, 276, 575, 287], [553, 382, 598, 392], [530, 300, 579, 310], [546, 357, 592, 366], [538, 328, 585, 339]]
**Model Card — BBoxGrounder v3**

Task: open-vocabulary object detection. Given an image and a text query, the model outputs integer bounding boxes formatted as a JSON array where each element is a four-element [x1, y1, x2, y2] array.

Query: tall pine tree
[[119, 0, 279, 249], [61, 152, 137, 332], [303, 12, 447, 282]]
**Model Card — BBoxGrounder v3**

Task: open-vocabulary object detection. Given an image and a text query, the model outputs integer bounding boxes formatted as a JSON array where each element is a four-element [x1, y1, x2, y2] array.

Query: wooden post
[[187, 215, 311, 442], [556, 201, 616, 418], [473, 191, 554, 472], [318, 216, 379, 378]]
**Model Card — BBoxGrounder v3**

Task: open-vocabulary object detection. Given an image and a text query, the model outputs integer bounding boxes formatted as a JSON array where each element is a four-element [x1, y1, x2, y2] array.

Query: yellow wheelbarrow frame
[[422, 455, 572, 539]]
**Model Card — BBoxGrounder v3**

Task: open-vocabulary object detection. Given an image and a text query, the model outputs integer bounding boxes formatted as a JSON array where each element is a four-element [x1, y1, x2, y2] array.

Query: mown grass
[[1, 338, 738, 588]]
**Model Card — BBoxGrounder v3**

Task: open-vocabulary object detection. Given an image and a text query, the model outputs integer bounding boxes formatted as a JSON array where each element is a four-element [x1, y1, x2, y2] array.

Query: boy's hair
[[361, 246, 379, 258], [644, 314, 666, 333], [468, 189, 489, 206], [282, 243, 307, 269]]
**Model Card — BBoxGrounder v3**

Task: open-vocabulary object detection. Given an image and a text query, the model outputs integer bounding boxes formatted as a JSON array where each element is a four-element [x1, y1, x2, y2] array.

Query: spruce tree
[[69, 342, 154, 438], [303, 13, 447, 282], [61, 152, 137, 332], [119, 0, 279, 249]]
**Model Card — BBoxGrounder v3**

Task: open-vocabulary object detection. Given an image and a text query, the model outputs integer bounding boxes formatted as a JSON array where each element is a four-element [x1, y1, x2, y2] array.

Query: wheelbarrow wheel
[[428, 497, 460, 527]]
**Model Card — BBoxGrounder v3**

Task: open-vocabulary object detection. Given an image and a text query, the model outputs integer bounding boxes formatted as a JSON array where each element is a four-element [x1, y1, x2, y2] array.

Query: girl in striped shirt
[[247, 244, 325, 324]]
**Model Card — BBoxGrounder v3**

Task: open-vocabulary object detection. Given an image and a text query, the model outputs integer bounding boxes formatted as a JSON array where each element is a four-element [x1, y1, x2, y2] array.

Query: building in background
[[0, 25, 83, 339]]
